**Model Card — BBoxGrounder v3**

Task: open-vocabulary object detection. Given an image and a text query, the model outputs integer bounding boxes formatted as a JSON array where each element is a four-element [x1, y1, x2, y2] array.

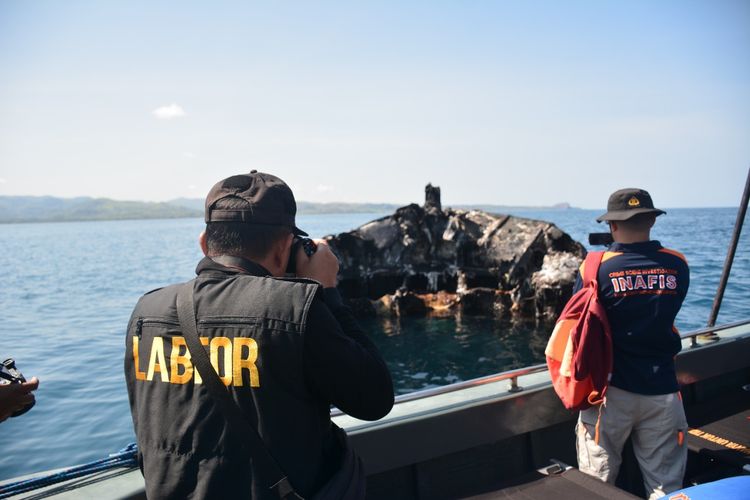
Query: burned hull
[[327, 186, 585, 320]]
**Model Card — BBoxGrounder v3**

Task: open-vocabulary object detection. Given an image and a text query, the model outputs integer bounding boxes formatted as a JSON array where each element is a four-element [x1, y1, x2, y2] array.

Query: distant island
[[0, 196, 575, 224], [0, 196, 199, 224], [167, 197, 405, 216]]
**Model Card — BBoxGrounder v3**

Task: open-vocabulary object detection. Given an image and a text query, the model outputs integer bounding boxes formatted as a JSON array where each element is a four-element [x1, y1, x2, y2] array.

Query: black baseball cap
[[596, 188, 666, 222], [205, 170, 308, 236]]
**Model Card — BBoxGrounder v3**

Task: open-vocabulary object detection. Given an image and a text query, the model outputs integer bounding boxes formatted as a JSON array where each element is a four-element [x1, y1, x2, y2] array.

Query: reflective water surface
[[1, 208, 748, 479]]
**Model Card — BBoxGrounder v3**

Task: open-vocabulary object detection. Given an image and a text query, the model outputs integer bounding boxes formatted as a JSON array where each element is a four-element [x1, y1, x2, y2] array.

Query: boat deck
[[685, 388, 750, 483], [458, 394, 750, 500], [688, 408, 750, 468], [465, 469, 640, 500]]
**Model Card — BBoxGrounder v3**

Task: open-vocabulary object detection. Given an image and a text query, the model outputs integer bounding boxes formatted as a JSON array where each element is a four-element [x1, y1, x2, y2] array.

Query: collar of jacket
[[608, 240, 663, 253], [195, 255, 272, 277]]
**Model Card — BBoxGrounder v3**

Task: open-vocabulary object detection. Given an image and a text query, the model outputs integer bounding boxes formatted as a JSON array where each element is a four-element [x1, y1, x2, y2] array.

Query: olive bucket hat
[[596, 188, 666, 223], [205, 170, 308, 236]]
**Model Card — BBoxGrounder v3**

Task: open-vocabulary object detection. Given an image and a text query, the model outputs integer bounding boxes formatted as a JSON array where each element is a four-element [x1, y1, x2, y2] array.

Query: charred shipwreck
[[326, 185, 586, 319]]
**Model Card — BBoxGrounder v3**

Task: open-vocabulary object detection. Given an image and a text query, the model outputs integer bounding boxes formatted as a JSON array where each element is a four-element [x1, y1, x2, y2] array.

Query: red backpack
[[545, 251, 612, 412]]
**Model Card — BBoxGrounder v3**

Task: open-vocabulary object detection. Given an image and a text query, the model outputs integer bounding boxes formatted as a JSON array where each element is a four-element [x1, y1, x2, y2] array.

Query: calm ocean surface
[[1, 208, 748, 479]]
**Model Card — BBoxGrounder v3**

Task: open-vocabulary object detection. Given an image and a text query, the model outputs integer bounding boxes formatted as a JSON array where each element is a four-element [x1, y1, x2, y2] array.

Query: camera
[[0, 358, 35, 417], [588, 232, 614, 246], [286, 237, 318, 274]]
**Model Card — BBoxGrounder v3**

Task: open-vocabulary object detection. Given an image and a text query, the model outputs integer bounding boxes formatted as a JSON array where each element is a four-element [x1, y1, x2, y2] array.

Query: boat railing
[[679, 317, 750, 347], [331, 317, 750, 417], [330, 363, 548, 417], [390, 362, 550, 406]]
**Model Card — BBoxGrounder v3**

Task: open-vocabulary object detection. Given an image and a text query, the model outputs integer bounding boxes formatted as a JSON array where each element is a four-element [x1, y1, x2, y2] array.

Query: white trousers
[[576, 385, 688, 500]]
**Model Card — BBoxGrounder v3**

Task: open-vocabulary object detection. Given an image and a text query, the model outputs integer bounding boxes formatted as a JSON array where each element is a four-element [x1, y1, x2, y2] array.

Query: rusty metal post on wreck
[[701, 166, 750, 346]]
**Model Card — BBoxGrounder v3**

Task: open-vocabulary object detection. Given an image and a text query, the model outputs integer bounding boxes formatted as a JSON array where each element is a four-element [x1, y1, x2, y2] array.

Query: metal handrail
[[330, 317, 750, 417], [330, 363, 548, 417], [680, 317, 750, 347], [391, 363, 549, 405]]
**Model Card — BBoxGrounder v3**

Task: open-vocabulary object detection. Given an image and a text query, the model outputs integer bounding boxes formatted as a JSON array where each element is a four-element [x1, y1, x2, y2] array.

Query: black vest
[[125, 272, 339, 500]]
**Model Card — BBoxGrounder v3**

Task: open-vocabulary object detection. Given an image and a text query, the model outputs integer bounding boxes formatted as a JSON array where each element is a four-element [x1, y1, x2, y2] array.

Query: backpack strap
[[581, 251, 605, 288], [579, 250, 609, 441]]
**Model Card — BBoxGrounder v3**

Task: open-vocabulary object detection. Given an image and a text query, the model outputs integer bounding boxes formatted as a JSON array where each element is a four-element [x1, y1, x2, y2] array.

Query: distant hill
[[0, 196, 574, 224], [297, 201, 401, 214], [167, 197, 401, 215], [452, 202, 573, 213], [0, 196, 201, 223], [167, 197, 204, 211], [166, 199, 575, 215]]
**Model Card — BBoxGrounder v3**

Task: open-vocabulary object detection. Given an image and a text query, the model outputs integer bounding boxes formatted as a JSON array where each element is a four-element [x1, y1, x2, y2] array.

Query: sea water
[[1, 208, 748, 479]]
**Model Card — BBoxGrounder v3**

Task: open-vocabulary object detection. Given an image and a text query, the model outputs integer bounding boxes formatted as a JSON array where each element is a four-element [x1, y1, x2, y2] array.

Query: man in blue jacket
[[575, 188, 689, 500]]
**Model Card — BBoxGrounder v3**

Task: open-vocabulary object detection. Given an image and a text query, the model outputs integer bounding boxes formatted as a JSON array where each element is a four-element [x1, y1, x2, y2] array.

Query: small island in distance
[[0, 195, 575, 224]]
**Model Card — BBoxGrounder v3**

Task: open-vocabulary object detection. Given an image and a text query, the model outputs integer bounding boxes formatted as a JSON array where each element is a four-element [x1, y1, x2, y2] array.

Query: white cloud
[[183, 151, 196, 159], [0, 178, 6, 184], [153, 104, 186, 120], [187, 184, 198, 191], [316, 184, 334, 192]]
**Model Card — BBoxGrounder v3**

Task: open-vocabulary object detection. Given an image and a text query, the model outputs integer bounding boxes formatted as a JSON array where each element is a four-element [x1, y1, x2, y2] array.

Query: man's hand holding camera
[[294, 239, 339, 288]]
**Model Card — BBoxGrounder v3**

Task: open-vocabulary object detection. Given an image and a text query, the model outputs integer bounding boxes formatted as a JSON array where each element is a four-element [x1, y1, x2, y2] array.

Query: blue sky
[[0, 1, 748, 208]]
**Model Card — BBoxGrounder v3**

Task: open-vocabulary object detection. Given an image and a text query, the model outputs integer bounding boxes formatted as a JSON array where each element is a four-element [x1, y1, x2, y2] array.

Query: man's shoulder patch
[[602, 251, 622, 263], [658, 247, 688, 264]]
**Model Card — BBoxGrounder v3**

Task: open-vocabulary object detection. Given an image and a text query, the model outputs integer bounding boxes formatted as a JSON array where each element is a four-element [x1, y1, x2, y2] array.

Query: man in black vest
[[125, 171, 394, 499]]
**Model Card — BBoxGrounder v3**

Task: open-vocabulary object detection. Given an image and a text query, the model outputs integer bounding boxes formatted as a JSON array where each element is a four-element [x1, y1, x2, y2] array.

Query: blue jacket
[[574, 241, 689, 395]]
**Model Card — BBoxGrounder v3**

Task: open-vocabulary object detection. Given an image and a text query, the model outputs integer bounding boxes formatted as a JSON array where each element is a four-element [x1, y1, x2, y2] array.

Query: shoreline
[[0, 205, 739, 225]]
